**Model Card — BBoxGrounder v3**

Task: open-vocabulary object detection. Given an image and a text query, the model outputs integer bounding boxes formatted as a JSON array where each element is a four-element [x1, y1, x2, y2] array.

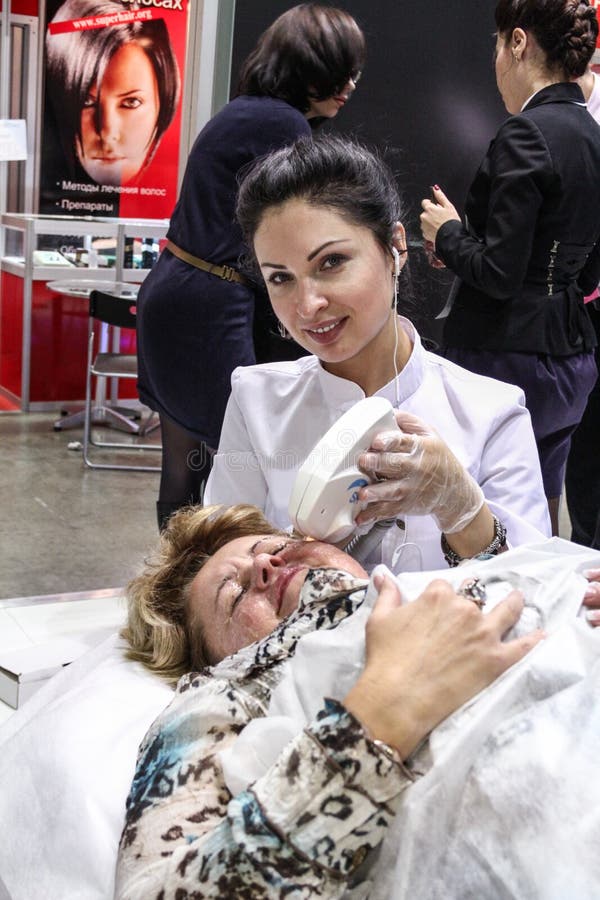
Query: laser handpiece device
[[288, 396, 397, 543]]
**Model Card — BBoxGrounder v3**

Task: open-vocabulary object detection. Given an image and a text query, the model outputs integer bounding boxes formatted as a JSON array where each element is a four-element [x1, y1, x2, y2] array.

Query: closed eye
[[265, 541, 292, 555], [228, 538, 293, 611], [231, 583, 246, 610]]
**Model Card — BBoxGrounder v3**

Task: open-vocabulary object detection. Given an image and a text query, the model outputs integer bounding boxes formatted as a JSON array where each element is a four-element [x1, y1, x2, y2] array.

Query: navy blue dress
[[136, 95, 311, 446]]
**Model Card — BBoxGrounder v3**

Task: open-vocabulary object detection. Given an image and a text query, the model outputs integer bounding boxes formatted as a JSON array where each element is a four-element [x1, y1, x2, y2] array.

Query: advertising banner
[[39, 0, 188, 218], [6, 1, 40, 14], [592, 0, 600, 62]]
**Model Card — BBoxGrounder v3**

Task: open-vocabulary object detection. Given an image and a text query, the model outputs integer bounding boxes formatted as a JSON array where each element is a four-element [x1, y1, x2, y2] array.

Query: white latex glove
[[357, 411, 485, 534]]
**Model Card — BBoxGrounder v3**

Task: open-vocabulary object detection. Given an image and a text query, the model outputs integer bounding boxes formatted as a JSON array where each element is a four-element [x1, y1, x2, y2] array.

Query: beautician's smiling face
[[77, 42, 159, 185], [254, 199, 398, 375], [188, 534, 366, 663]]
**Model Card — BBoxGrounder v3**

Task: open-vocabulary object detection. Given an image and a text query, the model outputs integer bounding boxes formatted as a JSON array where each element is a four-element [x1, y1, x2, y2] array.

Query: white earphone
[[390, 245, 401, 404]]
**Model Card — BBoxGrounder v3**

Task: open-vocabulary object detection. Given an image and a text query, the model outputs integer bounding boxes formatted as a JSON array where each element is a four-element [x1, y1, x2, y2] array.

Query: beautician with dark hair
[[135, 4, 365, 532], [205, 136, 550, 573], [420, 0, 600, 536]]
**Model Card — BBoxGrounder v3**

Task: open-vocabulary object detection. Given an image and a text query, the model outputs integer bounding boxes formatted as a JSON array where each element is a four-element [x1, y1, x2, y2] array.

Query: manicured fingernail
[[433, 184, 440, 190], [586, 609, 600, 623]]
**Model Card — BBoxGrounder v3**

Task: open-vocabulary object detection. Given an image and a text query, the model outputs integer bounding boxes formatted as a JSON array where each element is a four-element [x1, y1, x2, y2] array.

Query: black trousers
[[565, 303, 600, 549]]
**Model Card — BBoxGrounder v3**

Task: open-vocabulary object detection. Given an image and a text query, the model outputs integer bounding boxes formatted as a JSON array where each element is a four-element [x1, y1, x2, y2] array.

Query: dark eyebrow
[[213, 539, 265, 610], [307, 239, 348, 261], [260, 238, 351, 270]]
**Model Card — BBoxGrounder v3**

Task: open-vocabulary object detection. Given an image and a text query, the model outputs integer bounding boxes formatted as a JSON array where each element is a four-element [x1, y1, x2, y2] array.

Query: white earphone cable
[[392, 272, 400, 407]]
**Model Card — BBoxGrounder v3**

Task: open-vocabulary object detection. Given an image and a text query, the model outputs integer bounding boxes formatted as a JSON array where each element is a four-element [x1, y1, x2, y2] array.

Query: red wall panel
[[7, 1, 39, 16], [0, 272, 138, 404]]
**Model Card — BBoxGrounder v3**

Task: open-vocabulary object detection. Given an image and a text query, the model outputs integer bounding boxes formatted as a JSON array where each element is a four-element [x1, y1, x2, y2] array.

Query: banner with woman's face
[[40, 0, 189, 218], [593, 0, 600, 62]]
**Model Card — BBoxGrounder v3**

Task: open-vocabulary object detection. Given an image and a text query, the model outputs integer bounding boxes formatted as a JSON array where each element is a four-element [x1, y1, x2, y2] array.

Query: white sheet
[[0, 633, 172, 900], [220, 538, 600, 899], [1, 538, 599, 900]]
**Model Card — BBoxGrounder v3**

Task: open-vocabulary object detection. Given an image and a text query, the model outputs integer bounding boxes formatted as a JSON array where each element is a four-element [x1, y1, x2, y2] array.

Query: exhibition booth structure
[[0, 214, 168, 410], [0, 0, 231, 411]]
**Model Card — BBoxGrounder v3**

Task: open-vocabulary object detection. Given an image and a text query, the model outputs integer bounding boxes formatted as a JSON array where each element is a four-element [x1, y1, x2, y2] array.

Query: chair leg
[[54, 406, 86, 431], [89, 406, 161, 451], [83, 330, 95, 466], [139, 411, 161, 436], [83, 340, 161, 470], [54, 403, 139, 431], [99, 406, 140, 434]]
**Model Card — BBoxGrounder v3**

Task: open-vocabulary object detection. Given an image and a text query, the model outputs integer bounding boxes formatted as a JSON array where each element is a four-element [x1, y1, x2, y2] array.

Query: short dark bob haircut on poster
[[46, 0, 180, 173], [237, 3, 366, 114]]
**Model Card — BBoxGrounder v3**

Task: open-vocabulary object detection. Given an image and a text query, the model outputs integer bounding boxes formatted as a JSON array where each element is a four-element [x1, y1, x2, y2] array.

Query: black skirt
[[136, 251, 256, 447]]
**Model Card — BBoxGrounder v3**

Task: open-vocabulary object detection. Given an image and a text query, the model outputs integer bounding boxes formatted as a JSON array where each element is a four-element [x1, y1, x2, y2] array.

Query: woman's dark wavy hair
[[237, 4, 366, 114], [236, 134, 414, 310], [495, 0, 598, 77]]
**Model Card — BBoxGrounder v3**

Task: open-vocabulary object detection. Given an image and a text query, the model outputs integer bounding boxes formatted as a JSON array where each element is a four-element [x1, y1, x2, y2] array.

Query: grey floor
[[0, 409, 162, 600], [0, 408, 573, 602]]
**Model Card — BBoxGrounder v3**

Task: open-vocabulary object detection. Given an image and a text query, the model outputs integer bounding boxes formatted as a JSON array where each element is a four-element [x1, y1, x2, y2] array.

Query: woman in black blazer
[[420, 0, 600, 535]]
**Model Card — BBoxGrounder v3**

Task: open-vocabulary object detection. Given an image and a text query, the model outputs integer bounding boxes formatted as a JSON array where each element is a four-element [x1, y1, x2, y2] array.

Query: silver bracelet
[[441, 514, 507, 568]]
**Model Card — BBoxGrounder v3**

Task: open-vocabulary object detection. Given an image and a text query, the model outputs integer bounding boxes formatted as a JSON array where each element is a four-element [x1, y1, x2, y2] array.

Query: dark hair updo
[[236, 135, 404, 256], [495, 0, 598, 78]]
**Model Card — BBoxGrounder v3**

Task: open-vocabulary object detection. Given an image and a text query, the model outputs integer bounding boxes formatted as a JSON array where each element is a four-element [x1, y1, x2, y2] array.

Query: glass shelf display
[[0, 214, 169, 410]]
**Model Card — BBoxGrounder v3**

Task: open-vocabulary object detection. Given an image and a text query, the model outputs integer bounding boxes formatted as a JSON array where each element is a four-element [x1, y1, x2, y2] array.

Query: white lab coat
[[206, 318, 550, 572]]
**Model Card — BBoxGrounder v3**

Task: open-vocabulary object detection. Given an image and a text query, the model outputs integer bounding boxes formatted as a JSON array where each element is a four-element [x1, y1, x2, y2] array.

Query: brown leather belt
[[165, 239, 249, 285]]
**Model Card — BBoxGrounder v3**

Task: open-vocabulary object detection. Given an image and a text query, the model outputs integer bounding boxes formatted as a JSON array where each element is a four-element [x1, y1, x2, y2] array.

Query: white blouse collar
[[315, 316, 426, 410]]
